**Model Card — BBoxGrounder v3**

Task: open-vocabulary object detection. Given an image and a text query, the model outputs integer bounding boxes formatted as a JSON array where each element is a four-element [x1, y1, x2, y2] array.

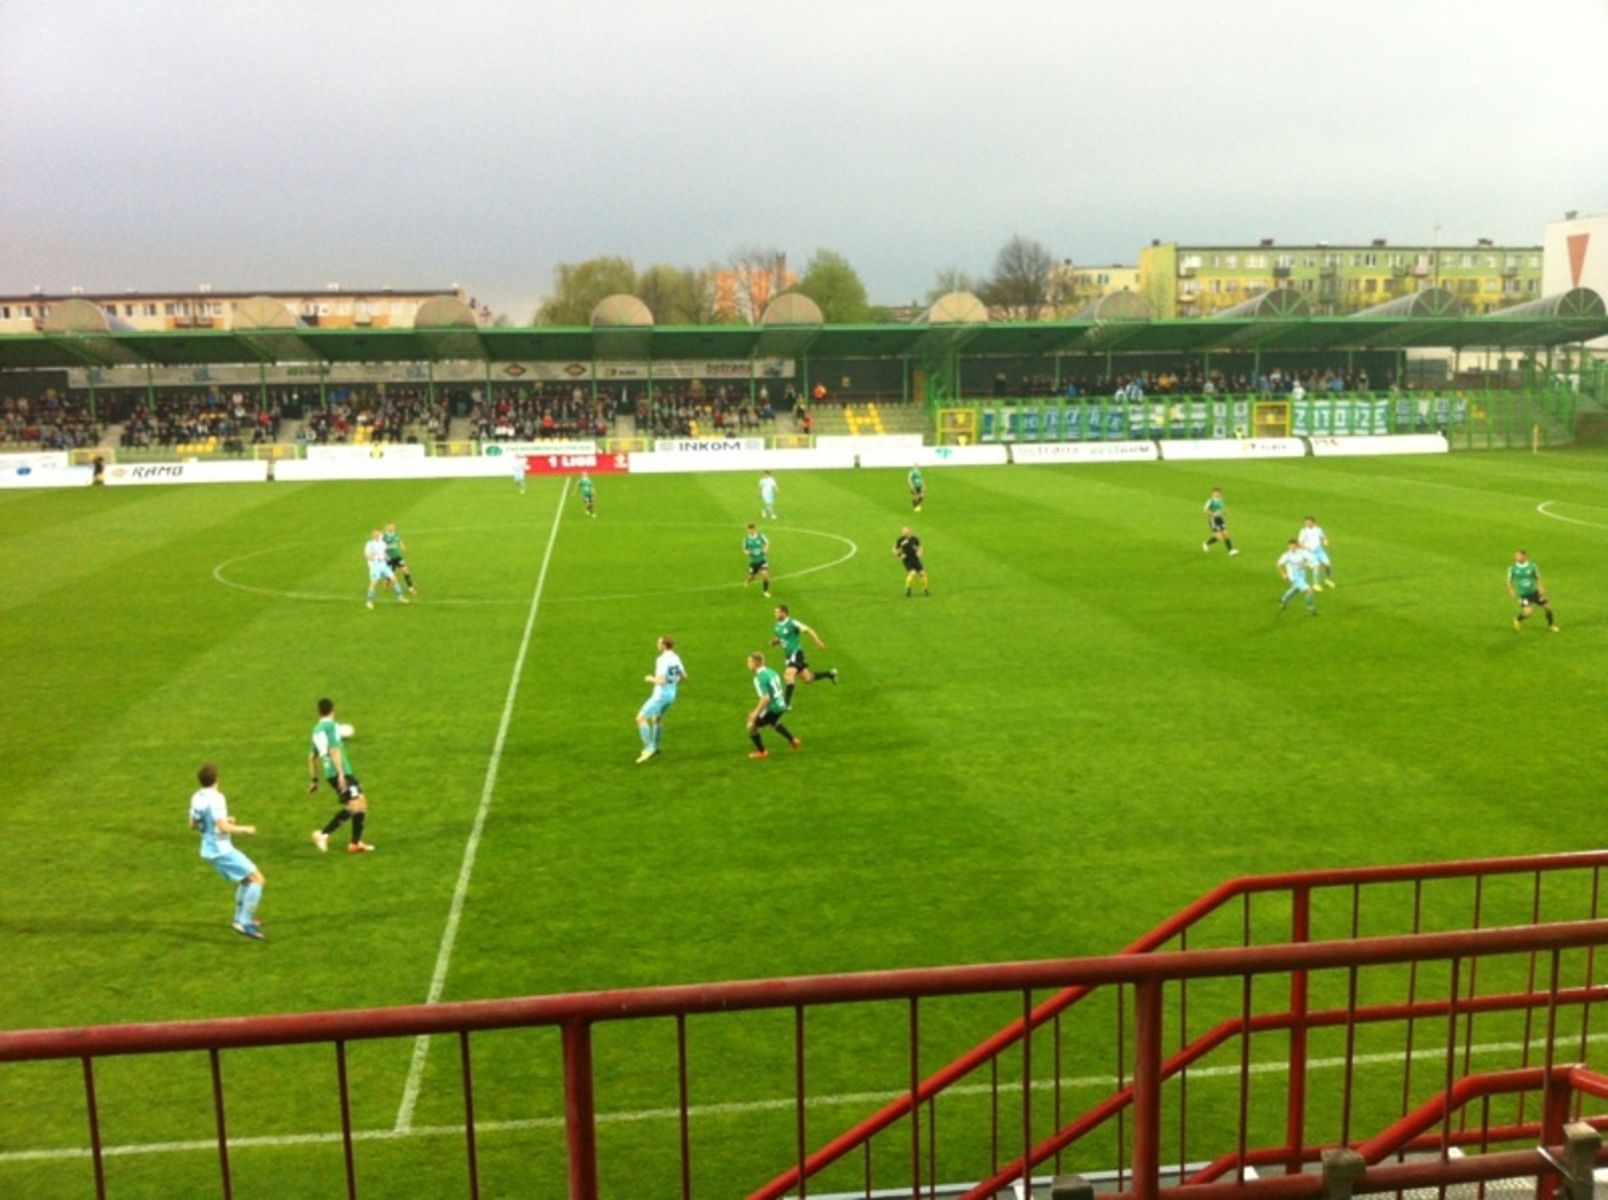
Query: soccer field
[[1, 449, 1605, 1197]]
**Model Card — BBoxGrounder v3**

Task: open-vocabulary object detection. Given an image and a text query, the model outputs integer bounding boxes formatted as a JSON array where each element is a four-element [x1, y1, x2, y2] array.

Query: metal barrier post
[[1561, 1122, 1602, 1200], [1133, 980, 1164, 1200], [563, 1021, 600, 1200], [1286, 886, 1311, 1173]]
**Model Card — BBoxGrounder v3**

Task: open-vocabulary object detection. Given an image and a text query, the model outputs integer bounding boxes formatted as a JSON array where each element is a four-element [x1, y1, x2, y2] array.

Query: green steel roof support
[[145, 362, 155, 411]]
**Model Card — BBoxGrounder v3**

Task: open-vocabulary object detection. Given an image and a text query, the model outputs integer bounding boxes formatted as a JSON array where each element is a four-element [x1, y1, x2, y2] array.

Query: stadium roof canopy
[[1, 292, 1604, 372]]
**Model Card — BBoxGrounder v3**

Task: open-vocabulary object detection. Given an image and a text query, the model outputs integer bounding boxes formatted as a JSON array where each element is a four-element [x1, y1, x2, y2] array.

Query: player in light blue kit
[[1277, 539, 1318, 616], [511, 451, 526, 494], [758, 471, 779, 520], [365, 528, 410, 610], [636, 634, 688, 763], [1298, 516, 1334, 588], [189, 763, 266, 940]]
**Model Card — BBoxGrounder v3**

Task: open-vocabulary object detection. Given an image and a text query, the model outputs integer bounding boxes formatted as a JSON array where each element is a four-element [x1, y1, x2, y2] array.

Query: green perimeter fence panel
[[962, 389, 1578, 448]]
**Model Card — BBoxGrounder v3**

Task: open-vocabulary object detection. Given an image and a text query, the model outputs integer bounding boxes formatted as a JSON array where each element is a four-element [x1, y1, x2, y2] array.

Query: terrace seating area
[[0, 393, 101, 450]]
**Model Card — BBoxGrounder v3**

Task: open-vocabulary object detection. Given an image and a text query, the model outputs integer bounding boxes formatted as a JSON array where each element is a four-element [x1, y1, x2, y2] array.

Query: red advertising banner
[[518, 452, 629, 475]]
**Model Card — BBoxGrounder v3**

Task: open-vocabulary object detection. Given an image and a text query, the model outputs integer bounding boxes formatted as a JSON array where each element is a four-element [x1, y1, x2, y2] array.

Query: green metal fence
[[949, 389, 1578, 449]]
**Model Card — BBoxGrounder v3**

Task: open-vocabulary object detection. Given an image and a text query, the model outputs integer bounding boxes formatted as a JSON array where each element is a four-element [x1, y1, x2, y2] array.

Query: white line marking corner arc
[[1537, 501, 1608, 531]]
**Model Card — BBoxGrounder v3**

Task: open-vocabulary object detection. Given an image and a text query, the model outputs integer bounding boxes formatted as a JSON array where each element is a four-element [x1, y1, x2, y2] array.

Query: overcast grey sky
[[2, 0, 1604, 318]]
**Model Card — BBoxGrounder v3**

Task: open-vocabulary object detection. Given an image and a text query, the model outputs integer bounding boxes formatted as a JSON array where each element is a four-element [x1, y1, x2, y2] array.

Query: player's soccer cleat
[[636, 748, 656, 764], [1202, 541, 1210, 553], [365, 601, 375, 610], [826, 670, 838, 683], [749, 749, 770, 759], [1325, 580, 1336, 589], [348, 841, 376, 853], [409, 586, 418, 595], [1550, 625, 1560, 632], [1513, 618, 1523, 632], [398, 597, 409, 605], [312, 829, 329, 853], [1228, 549, 1240, 557], [789, 738, 802, 751], [231, 922, 266, 940]]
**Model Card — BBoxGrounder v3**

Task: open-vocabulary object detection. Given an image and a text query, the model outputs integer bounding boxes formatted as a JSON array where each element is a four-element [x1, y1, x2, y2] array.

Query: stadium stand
[[0, 393, 101, 450]]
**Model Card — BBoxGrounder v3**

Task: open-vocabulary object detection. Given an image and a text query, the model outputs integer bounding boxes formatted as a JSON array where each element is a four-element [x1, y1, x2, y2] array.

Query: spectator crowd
[[120, 391, 283, 450], [0, 394, 101, 449]]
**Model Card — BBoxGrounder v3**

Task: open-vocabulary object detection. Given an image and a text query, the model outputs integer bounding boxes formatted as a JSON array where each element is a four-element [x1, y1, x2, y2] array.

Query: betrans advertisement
[[521, 452, 630, 475]]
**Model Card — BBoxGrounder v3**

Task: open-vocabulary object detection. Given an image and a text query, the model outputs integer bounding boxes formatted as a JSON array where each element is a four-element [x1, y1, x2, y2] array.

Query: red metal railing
[[758, 850, 1608, 1198], [4, 852, 1608, 1197]]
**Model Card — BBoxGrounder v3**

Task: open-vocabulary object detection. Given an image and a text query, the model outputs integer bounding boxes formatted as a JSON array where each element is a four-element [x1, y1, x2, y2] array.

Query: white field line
[[6, 1029, 1605, 1167], [392, 480, 570, 1134], [1536, 501, 1608, 531]]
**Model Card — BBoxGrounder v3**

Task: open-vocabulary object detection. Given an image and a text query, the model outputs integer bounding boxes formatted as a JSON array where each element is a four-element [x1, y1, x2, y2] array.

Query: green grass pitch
[[1, 449, 1605, 1196]]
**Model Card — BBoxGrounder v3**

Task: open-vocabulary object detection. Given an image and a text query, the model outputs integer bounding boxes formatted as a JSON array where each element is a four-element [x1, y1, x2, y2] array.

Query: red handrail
[[753, 851, 1608, 1199], [4, 920, 1606, 1064]]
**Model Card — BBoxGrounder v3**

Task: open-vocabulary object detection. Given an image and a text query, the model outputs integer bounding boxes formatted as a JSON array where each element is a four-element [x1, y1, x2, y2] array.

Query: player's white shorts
[[368, 562, 396, 582], [1306, 548, 1331, 566], [638, 692, 676, 719], [1286, 572, 1311, 591], [208, 848, 258, 882]]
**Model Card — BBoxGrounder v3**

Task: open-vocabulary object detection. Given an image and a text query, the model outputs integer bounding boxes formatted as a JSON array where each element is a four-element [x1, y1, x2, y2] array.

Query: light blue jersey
[[365, 538, 395, 581], [1278, 548, 1313, 589], [190, 786, 256, 882], [639, 649, 686, 718], [1298, 525, 1331, 566]]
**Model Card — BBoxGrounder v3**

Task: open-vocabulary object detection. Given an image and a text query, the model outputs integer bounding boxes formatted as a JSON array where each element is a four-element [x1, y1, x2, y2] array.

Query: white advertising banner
[[1011, 441, 1160, 464], [480, 440, 598, 458], [857, 444, 1008, 468], [0, 464, 93, 489], [1308, 434, 1449, 457], [628, 448, 857, 475], [303, 443, 428, 461], [275, 457, 509, 482], [0, 450, 71, 469], [1158, 438, 1306, 461], [813, 434, 924, 453], [653, 437, 768, 454], [105, 461, 270, 486]]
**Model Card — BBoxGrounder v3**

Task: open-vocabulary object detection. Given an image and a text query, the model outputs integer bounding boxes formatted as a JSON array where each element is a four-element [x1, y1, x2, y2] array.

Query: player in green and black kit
[[746, 651, 800, 759], [383, 523, 418, 595], [743, 523, 771, 597], [1202, 488, 1239, 556], [1507, 549, 1558, 632], [908, 465, 925, 512], [577, 472, 596, 518], [306, 697, 375, 854], [772, 604, 837, 704]]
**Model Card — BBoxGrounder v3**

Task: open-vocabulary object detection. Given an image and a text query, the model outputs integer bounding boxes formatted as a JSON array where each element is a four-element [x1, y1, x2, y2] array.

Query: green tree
[[793, 249, 871, 323], [634, 264, 716, 325], [537, 256, 637, 325]]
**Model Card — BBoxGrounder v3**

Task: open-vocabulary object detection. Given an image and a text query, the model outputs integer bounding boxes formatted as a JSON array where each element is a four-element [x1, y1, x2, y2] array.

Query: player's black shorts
[[1208, 515, 1227, 532], [325, 774, 364, 804], [911, 486, 925, 497], [1518, 590, 1548, 607], [785, 649, 808, 672], [754, 709, 787, 729], [386, 555, 406, 571], [747, 559, 768, 576], [901, 557, 924, 572]]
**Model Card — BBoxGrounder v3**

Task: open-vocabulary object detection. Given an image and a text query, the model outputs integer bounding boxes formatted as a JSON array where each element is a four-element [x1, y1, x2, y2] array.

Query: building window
[[0, 306, 10, 319], [164, 303, 175, 315], [144, 303, 157, 316], [1181, 254, 1202, 269], [1484, 255, 1496, 268], [1224, 254, 1238, 268], [1364, 278, 1377, 292], [1460, 254, 1474, 268], [1247, 254, 1266, 268], [1209, 255, 1220, 267]]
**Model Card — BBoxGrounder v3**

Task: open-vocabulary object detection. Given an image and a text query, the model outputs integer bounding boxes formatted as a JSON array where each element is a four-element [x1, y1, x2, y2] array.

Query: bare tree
[[981, 235, 1056, 320], [926, 266, 979, 305], [727, 246, 789, 323]]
